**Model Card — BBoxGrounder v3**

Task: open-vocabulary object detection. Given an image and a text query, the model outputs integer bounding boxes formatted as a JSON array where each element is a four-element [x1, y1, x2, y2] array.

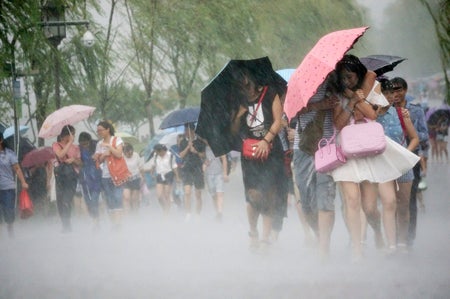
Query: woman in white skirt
[[331, 55, 419, 262]]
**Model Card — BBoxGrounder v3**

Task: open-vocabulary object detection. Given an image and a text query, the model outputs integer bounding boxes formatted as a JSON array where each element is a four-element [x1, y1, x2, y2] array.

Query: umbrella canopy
[[426, 106, 450, 126], [276, 68, 296, 82], [115, 132, 140, 145], [38, 105, 96, 138], [21, 147, 55, 168], [284, 26, 369, 120], [3, 125, 29, 139], [360, 54, 406, 76], [159, 107, 200, 130], [197, 56, 287, 156]]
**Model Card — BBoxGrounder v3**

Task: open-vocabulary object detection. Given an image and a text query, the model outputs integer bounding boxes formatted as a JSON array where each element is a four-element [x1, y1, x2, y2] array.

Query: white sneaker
[[418, 180, 427, 190]]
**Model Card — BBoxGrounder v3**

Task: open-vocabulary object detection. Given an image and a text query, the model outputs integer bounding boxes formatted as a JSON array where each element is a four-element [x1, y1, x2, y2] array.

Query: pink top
[[52, 142, 81, 172]]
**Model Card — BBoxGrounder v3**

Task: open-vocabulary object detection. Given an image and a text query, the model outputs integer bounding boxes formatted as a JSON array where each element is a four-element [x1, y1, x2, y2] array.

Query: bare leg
[[340, 181, 363, 260], [156, 183, 166, 212], [215, 192, 224, 220], [130, 189, 140, 211], [122, 188, 131, 212], [318, 210, 335, 260], [360, 208, 368, 245], [261, 214, 272, 243], [184, 184, 192, 217], [396, 181, 412, 245], [360, 181, 384, 249], [195, 188, 202, 215], [378, 181, 397, 248], [295, 201, 315, 246]]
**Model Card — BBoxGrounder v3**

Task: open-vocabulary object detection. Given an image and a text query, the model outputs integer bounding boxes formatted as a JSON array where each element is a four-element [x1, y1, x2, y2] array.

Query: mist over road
[[1, 158, 449, 298]]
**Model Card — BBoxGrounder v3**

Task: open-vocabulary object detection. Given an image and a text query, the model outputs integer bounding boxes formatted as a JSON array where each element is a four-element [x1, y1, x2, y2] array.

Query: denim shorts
[[293, 149, 336, 213], [396, 168, 414, 183], [0, 189, 16, 224], [102, 178, 124, 210], [205, 174, 224, 195]]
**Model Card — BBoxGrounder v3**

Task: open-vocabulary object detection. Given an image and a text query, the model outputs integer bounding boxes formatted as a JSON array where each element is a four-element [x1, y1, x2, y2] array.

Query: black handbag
[[54, 163, 78, 180], [54, 143, 78, 180]]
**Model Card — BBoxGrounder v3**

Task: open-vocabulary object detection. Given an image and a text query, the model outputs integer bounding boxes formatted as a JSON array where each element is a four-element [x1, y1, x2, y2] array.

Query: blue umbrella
[[276, 68, 295, 83], [3, 125, 29, 139], [159, 107, 200, 130]]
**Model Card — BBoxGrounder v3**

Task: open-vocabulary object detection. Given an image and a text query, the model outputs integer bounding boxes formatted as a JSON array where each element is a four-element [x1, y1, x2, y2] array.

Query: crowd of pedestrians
[[1, 54, 440, 266]]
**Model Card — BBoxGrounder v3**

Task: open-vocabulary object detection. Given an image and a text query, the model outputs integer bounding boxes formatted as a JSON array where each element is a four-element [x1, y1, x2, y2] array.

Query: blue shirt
[[377, 106, 407, 147], [405, 102, 428, 144], [0, 148, 18, 190]]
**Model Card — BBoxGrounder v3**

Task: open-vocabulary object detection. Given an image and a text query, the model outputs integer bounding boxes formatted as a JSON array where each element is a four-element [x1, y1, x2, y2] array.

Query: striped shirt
[[293, 84, 335, 149]]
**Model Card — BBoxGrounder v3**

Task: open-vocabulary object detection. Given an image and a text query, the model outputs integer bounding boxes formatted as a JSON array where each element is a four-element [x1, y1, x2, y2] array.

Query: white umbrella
[[38, 105, 96, 138]]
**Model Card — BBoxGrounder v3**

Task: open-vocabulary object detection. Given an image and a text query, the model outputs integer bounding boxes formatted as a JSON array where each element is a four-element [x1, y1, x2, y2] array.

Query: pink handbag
[[315, 132, 346, 173], [340, 118, 386, 158]]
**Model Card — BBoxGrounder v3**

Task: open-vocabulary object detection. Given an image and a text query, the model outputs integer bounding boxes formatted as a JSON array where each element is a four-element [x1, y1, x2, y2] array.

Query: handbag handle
[[349, 117, 371, 125], [317, 128, 337, 151]]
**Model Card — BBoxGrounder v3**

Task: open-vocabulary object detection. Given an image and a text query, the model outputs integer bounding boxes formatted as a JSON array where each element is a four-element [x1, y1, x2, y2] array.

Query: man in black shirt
[[179, 123, 206, 221]]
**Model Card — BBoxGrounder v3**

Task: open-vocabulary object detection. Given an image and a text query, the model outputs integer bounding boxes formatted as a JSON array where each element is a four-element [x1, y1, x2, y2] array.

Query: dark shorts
[[156, 171, 175, 185], [181, 167, 204, 189], [0, 189, 16, 224], [124, 176, 141, 190]]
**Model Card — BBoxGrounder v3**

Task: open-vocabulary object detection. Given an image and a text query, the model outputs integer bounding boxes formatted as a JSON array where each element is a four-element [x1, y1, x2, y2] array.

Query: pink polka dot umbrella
[[284, 27, 369, 121]]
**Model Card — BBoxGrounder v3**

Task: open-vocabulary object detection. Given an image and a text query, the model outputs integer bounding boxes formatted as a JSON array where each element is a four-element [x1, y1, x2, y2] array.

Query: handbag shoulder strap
[[395, 107, 407, 137], [249, 86, 268, 126]]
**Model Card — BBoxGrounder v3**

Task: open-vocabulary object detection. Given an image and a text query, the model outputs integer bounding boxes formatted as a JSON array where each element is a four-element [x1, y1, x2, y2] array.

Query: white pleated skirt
[[331, 136, 420, 183]]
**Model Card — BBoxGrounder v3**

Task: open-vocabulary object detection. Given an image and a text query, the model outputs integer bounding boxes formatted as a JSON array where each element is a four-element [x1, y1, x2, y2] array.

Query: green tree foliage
[[253, 0, 366, 68], [418, 0, 450, 103]]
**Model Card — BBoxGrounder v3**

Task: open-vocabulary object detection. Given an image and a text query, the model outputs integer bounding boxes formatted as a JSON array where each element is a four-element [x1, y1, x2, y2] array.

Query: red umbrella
[[284, 26, 369, 120], [38, 105, 96, 138], [21, 147, 55, 168]]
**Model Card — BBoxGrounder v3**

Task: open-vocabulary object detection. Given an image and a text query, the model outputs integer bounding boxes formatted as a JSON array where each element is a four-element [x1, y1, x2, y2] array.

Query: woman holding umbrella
[[230, 68, 287, 250], [331, 55, 419, 261], [52, 125, 81, 233]]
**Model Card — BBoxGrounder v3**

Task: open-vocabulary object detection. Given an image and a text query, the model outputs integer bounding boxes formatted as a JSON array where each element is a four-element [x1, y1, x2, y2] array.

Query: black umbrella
[[196, 56, 287, 156], [159, 107, 200, 130], [427, 108, 450, 126], [360, 54, 406, 76]]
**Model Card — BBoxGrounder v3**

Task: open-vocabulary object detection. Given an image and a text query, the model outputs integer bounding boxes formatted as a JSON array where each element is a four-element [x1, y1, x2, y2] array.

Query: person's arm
[[360, 70, 376, 96], [13, 163, 29, 190], [70, 146, 82, 166], [254, 94, 283, 159], [179, 140, 191, 159], [53, 135, 74, 160], [414, 107, 429, 143], [404, 115, 419, 152], [333, 93, 363, 130], [105, 138, 124, 158]]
